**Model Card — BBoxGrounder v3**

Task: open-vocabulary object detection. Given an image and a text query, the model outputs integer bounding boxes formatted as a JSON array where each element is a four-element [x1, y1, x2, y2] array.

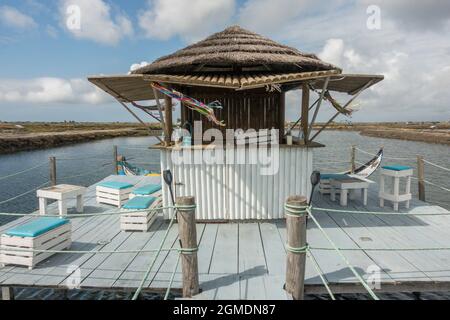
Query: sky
[[0, 0, 449, 123]]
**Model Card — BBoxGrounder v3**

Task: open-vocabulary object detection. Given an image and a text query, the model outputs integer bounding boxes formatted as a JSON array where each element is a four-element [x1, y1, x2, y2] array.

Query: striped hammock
[[151, 82, 225, 126]]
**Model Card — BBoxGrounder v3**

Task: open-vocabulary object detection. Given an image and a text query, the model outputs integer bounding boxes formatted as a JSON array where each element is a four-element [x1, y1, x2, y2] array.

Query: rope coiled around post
[[284, 203, 309, 217]]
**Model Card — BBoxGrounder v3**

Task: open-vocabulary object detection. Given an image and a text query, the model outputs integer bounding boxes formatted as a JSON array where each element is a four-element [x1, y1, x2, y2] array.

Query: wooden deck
[[1, 175, 450, 299]]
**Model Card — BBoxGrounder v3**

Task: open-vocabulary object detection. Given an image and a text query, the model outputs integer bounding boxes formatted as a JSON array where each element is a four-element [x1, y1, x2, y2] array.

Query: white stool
[[379, 165, 413, 211], [96, 181, 134, 208], [37, 184, 86, 216]]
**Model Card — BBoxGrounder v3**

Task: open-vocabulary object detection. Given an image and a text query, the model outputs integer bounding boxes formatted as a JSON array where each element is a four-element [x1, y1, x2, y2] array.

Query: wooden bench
[[0, 217, 71, 270]]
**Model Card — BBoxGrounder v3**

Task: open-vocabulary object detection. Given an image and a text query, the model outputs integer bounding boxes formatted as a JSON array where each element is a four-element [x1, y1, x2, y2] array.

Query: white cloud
[[138, 0, 235, 42], [0, 5, 37, 29], [129, 61, 150, 73], [59, 0, 133, 45], [0, 78, 111, 105]]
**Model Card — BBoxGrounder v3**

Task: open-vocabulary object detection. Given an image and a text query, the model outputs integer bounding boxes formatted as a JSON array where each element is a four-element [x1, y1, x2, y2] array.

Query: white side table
[[330, 177, 370, 206], [37, 184, 87, 216], [379, 165, 413, 211]]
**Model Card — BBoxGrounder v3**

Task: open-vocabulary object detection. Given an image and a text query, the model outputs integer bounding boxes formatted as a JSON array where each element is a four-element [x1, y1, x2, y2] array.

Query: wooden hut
[[89, 26, 383, 220]]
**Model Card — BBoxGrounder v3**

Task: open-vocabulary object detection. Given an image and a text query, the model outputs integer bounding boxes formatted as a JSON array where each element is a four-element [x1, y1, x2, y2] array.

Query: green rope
[[312, 207, 450, 216], [307, 208, 379, 300], [284, 203, 309, 217], [178, 247, 199, 254], [0, 181, 51, 205], [310, 246, 450, 252], [285, 244, 308, 254], [306, 249, 335, 300], [132, 209, 178, 300], [0, 247, 178, 254], [164, 253, 181, 300], [0, 206, 177, 218]]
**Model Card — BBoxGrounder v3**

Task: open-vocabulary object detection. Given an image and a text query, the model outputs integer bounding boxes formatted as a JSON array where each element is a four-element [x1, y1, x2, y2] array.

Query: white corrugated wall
[[161, 147, 313, 220]]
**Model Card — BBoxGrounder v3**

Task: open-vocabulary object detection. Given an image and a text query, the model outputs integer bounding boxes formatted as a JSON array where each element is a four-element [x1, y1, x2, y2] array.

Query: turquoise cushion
[[6, 217, 69, 238], [382, 165, 412, 171], [132, 184, 162, 195], [123, 196, 156, 210], [320, 174, 350, 180], [98, 181, 134, 190]]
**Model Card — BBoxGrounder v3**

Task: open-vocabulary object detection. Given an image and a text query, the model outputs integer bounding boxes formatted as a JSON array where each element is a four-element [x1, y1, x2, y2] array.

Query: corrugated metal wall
[[161, 147, 313, 220]]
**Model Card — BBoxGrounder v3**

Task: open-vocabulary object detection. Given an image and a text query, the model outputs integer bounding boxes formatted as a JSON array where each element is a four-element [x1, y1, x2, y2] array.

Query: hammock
[[151, 82, 225, 127]]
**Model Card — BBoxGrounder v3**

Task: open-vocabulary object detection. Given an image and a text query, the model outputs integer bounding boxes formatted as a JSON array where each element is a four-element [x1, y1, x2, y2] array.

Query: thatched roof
[[131, 25, 339, 74]]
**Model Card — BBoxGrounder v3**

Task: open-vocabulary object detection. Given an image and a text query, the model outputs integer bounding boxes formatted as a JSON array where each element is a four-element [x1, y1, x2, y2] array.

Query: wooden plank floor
[[1, 175, 450, 299]]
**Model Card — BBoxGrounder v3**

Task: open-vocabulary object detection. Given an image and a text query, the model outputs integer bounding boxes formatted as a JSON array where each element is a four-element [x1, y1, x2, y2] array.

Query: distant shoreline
[[0, 123, 162, 154]]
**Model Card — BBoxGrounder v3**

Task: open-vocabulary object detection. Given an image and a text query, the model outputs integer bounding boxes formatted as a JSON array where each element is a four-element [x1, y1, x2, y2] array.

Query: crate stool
[[319, 174, 349, 195], [379, 165, 413, 211], [0, 217, 71, 270], [96, 181, 134, 208], [120, 196, 161, 232]]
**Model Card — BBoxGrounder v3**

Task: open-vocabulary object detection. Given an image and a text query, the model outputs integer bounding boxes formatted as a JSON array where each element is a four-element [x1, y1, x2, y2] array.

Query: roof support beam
[[310, 80, 375, 142], [300, 83, 310, 144], [307, 76, 330, 141], [152, 87, 169, 145]]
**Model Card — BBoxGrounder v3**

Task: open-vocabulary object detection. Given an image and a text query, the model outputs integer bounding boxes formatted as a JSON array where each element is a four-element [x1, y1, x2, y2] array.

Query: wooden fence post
[[285, 195, 308, 300], [350, 145, 356, 173], [176, 196, 199, 297], [49, 156, 56, 186], [1, 287, 14, 300], [417, 155, 425, 201], [113, 145, 118, 175]]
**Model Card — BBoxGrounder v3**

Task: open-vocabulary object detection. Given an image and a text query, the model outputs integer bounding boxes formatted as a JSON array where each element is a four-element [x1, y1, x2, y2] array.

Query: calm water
[[0, 131, 449, 299]]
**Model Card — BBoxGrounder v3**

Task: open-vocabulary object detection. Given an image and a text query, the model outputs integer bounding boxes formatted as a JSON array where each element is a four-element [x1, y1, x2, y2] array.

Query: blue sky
[[0, 0, 449, 122]]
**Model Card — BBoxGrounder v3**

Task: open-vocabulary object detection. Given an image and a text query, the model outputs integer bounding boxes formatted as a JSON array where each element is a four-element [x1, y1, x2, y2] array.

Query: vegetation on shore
[[0, 122, 162, 154]]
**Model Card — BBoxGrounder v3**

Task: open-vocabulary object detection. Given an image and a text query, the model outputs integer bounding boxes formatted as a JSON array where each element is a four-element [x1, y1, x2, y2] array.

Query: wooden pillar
[[285, 195, 308, 300], [176, 196, 199, 297], [1, 287, 14, 300], [417, 155, 425, 201], [164, 95, 173, 145], [113, 145, 118, 175], [49, 156, 56, 186], [350, 145, 356, 173], [279, 92, 286, 144], [301, 83, 310, 144]]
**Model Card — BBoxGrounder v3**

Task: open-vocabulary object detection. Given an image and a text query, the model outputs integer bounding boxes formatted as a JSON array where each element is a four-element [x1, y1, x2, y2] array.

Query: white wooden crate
[[96, 185, 133, 208], [0, 222, 71, 270], [120, 198, 162, 232]]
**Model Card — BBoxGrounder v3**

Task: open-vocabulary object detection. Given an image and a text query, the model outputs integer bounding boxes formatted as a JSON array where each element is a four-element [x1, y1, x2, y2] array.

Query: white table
[[37, 184, 86, 216], [330, 177, 370, 206]]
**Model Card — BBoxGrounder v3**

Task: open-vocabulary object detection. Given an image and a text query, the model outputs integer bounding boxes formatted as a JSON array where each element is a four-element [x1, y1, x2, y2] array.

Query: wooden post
[[351, 145, 356, 173], [164, 95, 173, 145], [49, 156, 56, 186], [1, 287, 14, 300], [113, 145, 118, 175], [176, 196, 199, 297], [301, 83, 309, 144], [285, 195, 308, 300], [417, 155, 425, 201]]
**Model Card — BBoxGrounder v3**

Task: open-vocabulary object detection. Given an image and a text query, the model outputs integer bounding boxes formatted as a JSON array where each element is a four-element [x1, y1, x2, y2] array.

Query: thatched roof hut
[[131, 25, 339, 74], [89, 25, 383, 145]]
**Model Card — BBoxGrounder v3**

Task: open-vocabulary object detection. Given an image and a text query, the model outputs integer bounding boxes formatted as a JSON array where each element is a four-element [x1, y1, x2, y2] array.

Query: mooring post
[[417, 155, 425, 201], [49, 156, 57, 186], [285, 195, 308, 300], [1, 287, 14, 300], [350, 145, 356, 173], [113, 145, 118, 175], [176, 196, 199, 297]]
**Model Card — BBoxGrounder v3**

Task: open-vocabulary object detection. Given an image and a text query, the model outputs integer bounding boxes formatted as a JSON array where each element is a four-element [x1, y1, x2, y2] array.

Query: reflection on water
[[0, 131, 449, 299]]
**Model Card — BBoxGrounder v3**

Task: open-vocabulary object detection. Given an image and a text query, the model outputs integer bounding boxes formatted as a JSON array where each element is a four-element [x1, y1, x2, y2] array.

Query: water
[[0, 131, 449, 300]]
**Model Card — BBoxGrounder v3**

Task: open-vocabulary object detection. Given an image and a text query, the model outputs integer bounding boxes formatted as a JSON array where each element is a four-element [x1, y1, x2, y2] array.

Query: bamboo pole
[[351, 145, 356, 173], [113, 145, 118, 175], [176, 196, 199, 297], [417, 155, 425, 201], [49, 156, 56, 186], [301, 83, 309, 144], [285, 195, 308, 300]]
